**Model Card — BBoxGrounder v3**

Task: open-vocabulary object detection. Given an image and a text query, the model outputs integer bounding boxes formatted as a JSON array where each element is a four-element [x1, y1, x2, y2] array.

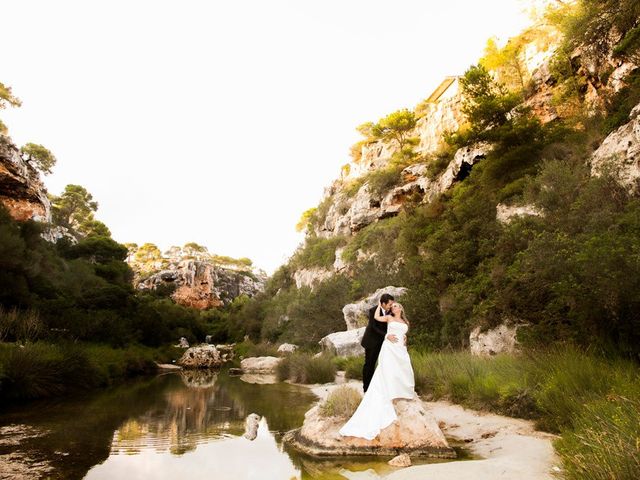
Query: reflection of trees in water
[[0, 372, 319, 480]]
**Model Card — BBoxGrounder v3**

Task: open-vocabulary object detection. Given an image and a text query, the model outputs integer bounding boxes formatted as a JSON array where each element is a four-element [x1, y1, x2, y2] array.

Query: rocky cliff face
[[133, 257, 266, 309], [0, 134, 51, 223]]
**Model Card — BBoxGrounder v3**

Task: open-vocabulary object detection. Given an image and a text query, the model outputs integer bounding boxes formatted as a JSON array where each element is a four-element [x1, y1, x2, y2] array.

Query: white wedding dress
[[339, 321, 416, 440]]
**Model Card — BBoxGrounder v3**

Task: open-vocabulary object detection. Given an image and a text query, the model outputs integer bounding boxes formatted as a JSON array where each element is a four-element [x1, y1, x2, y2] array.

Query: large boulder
[[342, 286, 408, 330], [319, 328, 365, 357], [470, 324, 519, 356], [283, 395, 455, 458], [240, 356, 282, 374], [177, 344, 222, 368]]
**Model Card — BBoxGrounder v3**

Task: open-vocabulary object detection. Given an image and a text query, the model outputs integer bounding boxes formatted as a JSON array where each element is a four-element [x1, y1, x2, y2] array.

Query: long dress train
[[338, 321, 415, 440]]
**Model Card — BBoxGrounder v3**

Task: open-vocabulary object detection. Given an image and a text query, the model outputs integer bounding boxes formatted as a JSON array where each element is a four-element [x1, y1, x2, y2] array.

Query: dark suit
[[361, 305, 388, 392]]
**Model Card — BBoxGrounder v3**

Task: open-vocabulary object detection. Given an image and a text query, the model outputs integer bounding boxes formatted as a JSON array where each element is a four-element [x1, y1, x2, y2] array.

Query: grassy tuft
[[276, 352, 337, 384], [320, 386, 362, 418]]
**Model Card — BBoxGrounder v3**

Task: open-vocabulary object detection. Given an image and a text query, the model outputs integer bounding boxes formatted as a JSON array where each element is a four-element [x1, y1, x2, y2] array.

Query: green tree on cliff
[[20, 143, 57, 175], [358, 109, 418, 152], [0, 81, 22, 134], [50, 184, 110, 238]]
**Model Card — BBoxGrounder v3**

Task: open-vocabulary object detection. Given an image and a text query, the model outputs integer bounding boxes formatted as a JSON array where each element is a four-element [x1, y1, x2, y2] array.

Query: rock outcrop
[[283, 395, 455, 458], [319, 328, 365, 357], [177, 344, 223, 368], [470, 324, 519, 356], [277, 343, 298, 355], [135, 259, 265, 309], [243, 413, 261, 440], [590, 102, 640, 194], [496, 203, 543, 224], [0, 135, 51, 224], [239, 356, 282, 374], [342, 286, 408, 330]]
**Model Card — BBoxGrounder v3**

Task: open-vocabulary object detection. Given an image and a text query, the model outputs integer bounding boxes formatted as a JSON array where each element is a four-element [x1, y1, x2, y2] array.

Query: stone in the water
[[177, 344, 222, 368], [283, 396, 455, 458], [205, 335, 212, 343], [177, 337, 189, 348], [388, 453, 411, 467], [240, 356, 282, 374], [228, 367, 243, 376], [244, 413, 261, 440]]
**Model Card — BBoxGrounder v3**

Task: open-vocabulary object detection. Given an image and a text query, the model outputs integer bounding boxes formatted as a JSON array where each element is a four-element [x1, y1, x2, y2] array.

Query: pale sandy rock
[[342, 286, 408, 330], [333, 246, 348, 272], [590, 101, 640, 193], [389, 453, 412, 467], [177, 344, 222, 368], [293, 267, 333, 289], [470, 324, 518, 356], [423, 143, 491, 204], [240, 356, 282, 374], [319, 328, 365, 357], [496, 203, 543, 224], [177, 337, 189, 348], [277, 343, 298, 354], [243, 413, 261, 440], [155, 362, 182, 370], [283, 396, 454, 458]]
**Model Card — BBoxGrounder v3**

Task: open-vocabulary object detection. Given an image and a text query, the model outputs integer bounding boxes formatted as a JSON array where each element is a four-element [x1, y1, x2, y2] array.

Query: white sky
[[1, 1, 531, 274]]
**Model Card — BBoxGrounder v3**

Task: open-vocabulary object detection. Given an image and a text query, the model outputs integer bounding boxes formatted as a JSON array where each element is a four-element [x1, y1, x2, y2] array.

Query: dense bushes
[[0, 341, 179, 403]]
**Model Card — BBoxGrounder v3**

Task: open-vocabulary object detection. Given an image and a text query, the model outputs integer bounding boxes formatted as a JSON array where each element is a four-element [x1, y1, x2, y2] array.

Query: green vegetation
[[320, 385, 362, 418], [20, 143, 57, 175], [0, 341, 182, 404], [289, 235, 347, 270], [276, 352, 336, 384], [332, 355, 364, 380], [50, 184, 111, 238], [410, 349, 640, 480]]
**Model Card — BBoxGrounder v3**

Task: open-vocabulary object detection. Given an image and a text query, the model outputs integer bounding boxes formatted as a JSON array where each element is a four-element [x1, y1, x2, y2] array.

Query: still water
[[0, 369, 454, 480]]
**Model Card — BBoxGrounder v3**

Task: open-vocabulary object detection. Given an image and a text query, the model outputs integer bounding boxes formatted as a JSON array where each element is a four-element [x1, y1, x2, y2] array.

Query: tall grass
[[320, 385, 362, 418], [276, 352, 337, 384], [409, 348, 640, 480], [332, 355, 364, 380]]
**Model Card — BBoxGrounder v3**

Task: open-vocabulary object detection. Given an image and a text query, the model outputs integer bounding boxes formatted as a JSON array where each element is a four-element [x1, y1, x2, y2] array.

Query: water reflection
[[0, 370, 454, 480]]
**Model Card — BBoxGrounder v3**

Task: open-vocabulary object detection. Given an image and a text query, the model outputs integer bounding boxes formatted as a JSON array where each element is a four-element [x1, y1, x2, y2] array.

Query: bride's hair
[[392, 302, 409, 326]]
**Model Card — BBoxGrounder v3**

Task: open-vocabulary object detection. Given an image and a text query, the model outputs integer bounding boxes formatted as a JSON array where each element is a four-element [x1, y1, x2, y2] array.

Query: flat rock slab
[[240, 356, 282, 374], [283, 396, 455, 458]]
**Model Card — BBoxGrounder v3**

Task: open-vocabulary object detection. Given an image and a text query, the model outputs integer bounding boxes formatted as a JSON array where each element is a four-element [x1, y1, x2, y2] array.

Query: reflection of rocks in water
[[180, 369, 218, 389], [0, 424, 49, 446], [0, 451, 56, 480], [239, 373, 278, 384], [244, 413, 261, 440]]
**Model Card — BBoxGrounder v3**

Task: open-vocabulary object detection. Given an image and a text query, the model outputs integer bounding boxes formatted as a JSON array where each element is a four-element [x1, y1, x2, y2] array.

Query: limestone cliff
[[0, 134, 51, 223], [130, 249, 266, 309]]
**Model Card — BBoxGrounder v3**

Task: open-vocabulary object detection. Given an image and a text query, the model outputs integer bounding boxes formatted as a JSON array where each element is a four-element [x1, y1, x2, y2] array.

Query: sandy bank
[[310, 380, 562, 480]]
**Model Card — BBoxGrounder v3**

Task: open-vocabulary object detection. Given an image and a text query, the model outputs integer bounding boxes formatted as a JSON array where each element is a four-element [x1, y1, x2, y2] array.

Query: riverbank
[[0, 341, 183, 404], [311, 379, 560, 479]]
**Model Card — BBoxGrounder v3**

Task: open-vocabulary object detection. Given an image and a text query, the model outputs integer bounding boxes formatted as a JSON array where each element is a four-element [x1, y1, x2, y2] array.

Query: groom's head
[[379, 293, 395, 311]]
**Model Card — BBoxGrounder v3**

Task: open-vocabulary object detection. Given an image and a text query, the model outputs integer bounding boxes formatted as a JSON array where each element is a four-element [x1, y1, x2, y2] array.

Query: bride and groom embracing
[[339, 293, 416, 440]]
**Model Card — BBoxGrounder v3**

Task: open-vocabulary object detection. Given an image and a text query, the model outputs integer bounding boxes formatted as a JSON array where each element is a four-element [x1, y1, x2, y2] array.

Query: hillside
[[229, 0, 640, 356]]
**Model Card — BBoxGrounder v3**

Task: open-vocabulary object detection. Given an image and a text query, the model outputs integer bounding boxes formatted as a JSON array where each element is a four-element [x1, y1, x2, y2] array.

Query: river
[[0, 369, 460, 479]]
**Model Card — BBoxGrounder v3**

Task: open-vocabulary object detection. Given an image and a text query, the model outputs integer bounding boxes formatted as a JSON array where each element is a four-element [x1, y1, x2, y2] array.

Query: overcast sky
[[1, 0, 531, 274]]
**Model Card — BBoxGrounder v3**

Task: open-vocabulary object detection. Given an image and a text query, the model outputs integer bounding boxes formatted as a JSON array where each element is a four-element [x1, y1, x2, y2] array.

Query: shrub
[[276, 352, 336, 384], [320, 386, 362, 418]]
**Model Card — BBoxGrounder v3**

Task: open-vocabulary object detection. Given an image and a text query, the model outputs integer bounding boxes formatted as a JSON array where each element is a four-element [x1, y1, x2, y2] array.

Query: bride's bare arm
[[374, 305, 391, 322]]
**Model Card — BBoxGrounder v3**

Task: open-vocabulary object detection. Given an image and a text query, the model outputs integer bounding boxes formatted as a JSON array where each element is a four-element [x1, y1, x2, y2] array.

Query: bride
[[339, 301, 416, 440]]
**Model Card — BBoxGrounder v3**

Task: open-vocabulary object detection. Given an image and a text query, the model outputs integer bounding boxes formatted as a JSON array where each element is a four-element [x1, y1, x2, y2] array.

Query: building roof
[[424, 76, 459, 104]]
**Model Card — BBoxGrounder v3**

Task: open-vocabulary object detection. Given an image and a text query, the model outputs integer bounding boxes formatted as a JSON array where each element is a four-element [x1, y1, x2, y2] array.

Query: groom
[[360, 293, 398, 392]]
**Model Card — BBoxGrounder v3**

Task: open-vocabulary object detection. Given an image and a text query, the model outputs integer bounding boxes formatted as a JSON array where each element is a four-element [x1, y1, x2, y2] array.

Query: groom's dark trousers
[[361, 305, 388, 392]]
